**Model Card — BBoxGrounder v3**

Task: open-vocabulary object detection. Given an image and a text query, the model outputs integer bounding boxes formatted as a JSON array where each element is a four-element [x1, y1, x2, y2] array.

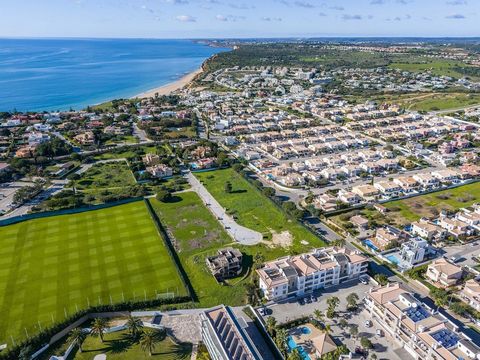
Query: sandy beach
[[134, 68, 202, 99]]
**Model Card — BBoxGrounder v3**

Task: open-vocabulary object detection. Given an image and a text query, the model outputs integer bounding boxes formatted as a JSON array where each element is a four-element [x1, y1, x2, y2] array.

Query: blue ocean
[[0, 38, 227, 112]]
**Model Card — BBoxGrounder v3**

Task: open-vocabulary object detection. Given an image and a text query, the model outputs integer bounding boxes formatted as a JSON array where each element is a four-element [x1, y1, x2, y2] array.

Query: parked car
[[365, 320, 373, 328], [376, 329, 384, 337], [360, 275, 369, 285]]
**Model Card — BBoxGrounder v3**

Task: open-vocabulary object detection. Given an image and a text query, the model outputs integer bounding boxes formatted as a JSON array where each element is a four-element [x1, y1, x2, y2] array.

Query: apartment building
[[426, 258, 463, 287], [365, 283, 480, 360], [256, 247, 368, 301], [200, 305, 263, 360]]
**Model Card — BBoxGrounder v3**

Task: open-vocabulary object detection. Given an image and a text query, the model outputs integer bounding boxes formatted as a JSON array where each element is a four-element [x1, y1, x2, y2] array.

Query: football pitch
[[0, 201, 185, 345]]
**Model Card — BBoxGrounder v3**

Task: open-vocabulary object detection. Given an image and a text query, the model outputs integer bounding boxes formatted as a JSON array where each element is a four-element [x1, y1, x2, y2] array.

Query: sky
[[1, 0, 479, 38]]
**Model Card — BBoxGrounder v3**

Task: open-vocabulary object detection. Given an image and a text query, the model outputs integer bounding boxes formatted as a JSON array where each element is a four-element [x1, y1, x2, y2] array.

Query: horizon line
[[1, 35, 480, 41]]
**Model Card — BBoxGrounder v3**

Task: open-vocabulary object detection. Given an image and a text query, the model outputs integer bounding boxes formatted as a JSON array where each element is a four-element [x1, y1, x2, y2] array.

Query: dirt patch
[[261, 230, 293, 248]]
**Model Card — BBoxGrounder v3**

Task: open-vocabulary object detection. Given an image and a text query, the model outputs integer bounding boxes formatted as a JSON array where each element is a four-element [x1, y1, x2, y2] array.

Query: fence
[[0, 197, 144, 227], [143, 198, 195, 301]]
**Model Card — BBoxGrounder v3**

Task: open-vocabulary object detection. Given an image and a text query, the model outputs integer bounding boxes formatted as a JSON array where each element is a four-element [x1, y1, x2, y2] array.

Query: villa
[[426, 258, 463, 287]]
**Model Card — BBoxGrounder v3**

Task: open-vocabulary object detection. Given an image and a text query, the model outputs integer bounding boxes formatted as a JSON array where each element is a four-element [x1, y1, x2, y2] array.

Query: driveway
[[185, 171, 263, 245]]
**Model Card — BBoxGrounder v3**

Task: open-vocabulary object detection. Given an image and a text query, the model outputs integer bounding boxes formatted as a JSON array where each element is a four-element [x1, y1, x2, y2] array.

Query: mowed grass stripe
[[0, 201, 185, 344]]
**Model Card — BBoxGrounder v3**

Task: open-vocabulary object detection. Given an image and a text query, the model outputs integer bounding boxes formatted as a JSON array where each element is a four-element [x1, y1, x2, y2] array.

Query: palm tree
[[275, 328, 289, 357], [313, 309, 324, 323], [346, 292, 359, 310], [338, 318, 348, 331], [126, 315, 144, 340], [90, 318, 109, 343], [323, 324, 332, 335], [288, 348, 302, 360], [266, 316, 277, 336], [140, 328, 166, 357], [326, 296, 340, 318], [69, 328, 87, 353]]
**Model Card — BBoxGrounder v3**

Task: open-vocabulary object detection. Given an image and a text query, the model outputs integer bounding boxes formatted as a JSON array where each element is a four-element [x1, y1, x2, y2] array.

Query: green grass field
[[39, 330, 191, 360], [76, 161, 136, 192], [194, 168, 323, 249], [348, 92, 480, 112], [388, 60, 470, 79], [0, 202, 185, 344], [150, 184, 325, 307], [384, 182, 480, 225]]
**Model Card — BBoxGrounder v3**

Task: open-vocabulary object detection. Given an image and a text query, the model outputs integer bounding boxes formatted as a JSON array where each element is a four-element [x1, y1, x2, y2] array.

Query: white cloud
[[175, 14, 196, 22]]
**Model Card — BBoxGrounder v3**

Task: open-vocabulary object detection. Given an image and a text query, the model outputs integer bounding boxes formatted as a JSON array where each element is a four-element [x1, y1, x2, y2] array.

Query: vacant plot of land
[[150, 193, 246, 307], [0, 202, 185, 344], [384, 182, 480, 225], [349, 92, 480, 112], [150, 186, 325, 307], [194, 168, 323, 250], [388, 60, 471, 79], [76, 161, 136, 191], [407, 93, 480, 112]]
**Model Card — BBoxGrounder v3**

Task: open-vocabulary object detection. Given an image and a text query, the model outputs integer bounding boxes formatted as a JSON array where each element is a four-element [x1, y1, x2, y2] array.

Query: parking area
[[262, 279, 413, 360], [441, 243, 480, 268], [0, 180, 34, 214]]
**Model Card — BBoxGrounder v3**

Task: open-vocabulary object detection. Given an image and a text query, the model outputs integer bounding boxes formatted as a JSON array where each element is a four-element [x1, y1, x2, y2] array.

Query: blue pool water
[[363, 239, 379, 251], [301, 326, 311, 335], [387, 254, 400, 265], [287, 336, 311, 360], [0, 38, 229, 111]]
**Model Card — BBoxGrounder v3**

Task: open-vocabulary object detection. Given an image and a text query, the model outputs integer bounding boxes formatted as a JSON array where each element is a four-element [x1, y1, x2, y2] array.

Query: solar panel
[[431, 329, 460, 349], [405, 305, 430, 322]]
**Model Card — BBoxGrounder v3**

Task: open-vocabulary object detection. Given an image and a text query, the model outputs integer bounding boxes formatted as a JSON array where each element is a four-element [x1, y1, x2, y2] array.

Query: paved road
[[132, 123, 152, 143], [304, 216, 343, 242], [185, 171, 263, 245]]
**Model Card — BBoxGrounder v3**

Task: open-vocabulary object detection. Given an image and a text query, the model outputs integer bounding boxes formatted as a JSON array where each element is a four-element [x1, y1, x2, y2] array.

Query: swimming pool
[[386, 254, 400, 265], [363, 239, 379, 252], [287, 336, 311, 360], [301, 326, 311, 335]]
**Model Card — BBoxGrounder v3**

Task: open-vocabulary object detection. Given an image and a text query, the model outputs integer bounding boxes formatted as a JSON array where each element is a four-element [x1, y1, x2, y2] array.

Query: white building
[[398, 237, 428, 267], [256, 247, 368, 302], [365, 283, 480, 360]]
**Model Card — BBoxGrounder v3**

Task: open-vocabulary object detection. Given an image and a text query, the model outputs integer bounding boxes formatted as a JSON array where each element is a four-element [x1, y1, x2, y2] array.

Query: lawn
[[194, 168, 323, 249], [73, 331, 191, 360], [0, 201, 185, 345], [40, 329, 191, 360], [384, 182, 480, 225], [149, 184, 325, 307]]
